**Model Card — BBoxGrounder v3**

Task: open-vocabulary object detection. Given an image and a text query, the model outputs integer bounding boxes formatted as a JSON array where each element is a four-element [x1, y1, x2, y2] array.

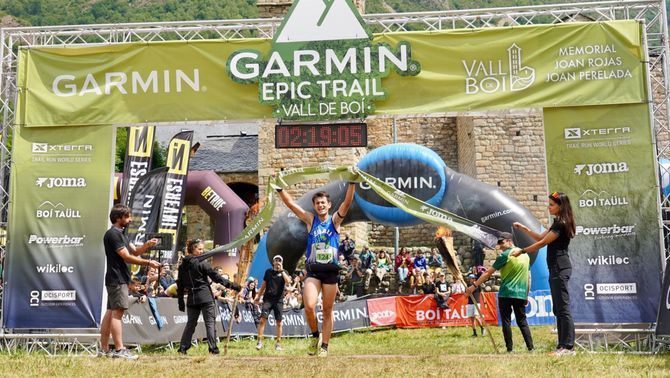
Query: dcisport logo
[[355, 143, 446, 226]]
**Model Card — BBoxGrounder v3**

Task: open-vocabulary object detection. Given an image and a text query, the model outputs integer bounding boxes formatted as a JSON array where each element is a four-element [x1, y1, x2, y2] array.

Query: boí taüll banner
[[3, 125, 115, 328], [156, 131, 193, 263], [544, 104, 663, 323], [120, 126, 155, 206]]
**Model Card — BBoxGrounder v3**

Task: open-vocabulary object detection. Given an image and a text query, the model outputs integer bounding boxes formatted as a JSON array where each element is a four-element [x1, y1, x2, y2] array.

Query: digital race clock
[[275, 123, 367, 149]]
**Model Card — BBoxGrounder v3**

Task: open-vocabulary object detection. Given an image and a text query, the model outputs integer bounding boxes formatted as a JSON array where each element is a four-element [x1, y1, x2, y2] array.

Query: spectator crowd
[[130, 234, 490, 317]]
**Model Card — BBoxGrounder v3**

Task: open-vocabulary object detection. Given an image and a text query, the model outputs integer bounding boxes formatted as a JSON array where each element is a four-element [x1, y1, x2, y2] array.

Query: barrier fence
[[122, 291, 553, 345]]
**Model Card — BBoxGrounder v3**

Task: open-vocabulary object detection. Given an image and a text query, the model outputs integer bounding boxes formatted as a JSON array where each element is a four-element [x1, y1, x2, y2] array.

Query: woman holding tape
[[512, 191, 576, 357]]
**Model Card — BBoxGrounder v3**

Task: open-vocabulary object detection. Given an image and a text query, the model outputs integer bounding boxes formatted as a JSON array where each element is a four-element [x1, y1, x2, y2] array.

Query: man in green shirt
[[466, 232, 533, 353]]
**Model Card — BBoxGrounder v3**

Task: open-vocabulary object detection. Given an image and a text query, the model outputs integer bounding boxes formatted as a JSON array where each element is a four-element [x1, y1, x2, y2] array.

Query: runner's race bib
[[313, 243, 334, 264]]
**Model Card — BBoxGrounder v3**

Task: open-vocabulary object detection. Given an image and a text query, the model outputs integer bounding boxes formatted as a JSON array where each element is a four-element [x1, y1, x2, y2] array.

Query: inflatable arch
[[116, 170, 249, 272], [250, 144, 550, 291]]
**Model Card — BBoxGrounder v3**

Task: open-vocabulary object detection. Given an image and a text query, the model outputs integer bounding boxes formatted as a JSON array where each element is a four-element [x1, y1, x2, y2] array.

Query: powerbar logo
[[587, 255, 630, 266], [36, 264, 75, 274], [35, 177, 87, 189], [573, 162, 628, 176], [576, 224, 635, 239], [28, 234, 85, 247], [564, 127, 631, 140]]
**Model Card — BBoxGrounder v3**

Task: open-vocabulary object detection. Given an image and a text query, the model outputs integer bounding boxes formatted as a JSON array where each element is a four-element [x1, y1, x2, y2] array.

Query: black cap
[[498, 232, 513, 241]]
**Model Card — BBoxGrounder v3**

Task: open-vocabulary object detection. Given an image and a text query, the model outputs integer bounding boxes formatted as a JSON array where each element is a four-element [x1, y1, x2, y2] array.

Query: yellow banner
[[17, 20, 645, 126]]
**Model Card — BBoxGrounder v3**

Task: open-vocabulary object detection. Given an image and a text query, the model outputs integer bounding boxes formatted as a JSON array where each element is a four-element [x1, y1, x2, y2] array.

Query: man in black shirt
[[421, 273, 436, 295], [435, 272, 451, 309], [100, 204, 160, 360], [255, 255, 291, 351]]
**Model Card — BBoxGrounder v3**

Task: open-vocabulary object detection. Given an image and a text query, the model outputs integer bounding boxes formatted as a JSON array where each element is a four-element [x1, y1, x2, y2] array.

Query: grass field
[[0, 326, 667, 377]]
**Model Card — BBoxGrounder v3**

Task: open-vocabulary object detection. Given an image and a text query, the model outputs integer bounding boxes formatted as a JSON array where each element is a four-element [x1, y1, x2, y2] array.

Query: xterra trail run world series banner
[[3, 125, 115, 328], [16, 19, 645, 126], [544, 104, 663, 323]]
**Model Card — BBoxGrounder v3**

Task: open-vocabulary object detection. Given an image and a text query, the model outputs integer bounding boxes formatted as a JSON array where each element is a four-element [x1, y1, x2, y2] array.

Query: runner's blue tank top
[[306, 215, 339, 267]]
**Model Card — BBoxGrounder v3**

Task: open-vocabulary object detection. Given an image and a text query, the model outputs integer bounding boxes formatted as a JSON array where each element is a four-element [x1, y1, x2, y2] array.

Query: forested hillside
[[0, 0, 663, 27]]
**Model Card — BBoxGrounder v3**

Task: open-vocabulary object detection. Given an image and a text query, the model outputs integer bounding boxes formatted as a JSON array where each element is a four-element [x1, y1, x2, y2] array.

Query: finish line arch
[[0, 0, 667, 333]]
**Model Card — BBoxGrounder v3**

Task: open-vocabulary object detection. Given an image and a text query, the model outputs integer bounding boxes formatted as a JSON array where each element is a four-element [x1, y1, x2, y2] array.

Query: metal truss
[[0, 333, 100, 356], [575, 324, 657, 353], [0, 0, 668, 353]]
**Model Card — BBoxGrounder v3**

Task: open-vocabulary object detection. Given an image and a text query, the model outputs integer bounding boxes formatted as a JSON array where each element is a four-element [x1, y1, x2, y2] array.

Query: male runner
[[276, 181, 356, 357]]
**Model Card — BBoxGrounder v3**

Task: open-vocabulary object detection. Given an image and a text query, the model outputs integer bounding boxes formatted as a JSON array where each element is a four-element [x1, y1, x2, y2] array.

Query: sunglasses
[[549, 192, 562, 203]]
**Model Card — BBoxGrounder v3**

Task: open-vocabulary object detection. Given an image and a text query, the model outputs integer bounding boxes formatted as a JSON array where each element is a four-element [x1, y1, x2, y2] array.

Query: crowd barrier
[[122, 291, 556, 345]]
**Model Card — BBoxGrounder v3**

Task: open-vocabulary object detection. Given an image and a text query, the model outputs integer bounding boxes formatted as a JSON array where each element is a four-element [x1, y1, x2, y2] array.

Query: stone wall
[[464, 110, 549, 225], [254, 111, 550, 253]]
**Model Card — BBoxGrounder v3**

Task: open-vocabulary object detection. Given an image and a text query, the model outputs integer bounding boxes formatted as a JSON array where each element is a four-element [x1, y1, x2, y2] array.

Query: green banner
[[3, 125, 115, 328], [197, 165, 500, 261], [543, 104, 662, 323], [17, 20, 645, 126]]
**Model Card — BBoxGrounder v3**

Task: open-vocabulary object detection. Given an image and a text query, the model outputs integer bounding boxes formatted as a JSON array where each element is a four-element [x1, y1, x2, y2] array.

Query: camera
[[146, 233, 173, 250]]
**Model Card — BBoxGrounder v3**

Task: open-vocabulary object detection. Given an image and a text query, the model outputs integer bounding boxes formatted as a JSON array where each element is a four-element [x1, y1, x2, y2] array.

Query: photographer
[[177, 239, 241, 355]]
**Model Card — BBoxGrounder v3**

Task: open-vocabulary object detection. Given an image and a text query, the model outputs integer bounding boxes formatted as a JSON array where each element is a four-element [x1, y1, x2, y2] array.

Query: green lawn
[[0, 326, 667, 377]]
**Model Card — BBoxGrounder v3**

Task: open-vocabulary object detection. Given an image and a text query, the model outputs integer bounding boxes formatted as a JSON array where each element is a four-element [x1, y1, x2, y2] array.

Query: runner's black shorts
[[260, 300, 283, 321], [306, 263, 340, 285]]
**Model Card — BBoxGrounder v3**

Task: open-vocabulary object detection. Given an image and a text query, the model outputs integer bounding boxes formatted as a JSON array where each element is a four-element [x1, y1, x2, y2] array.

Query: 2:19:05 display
[[275, 123, 367, 148]]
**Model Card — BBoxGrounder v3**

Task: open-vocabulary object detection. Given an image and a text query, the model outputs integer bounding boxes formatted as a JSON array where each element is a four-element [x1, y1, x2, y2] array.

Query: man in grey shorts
[[99, 204, 160, 360]]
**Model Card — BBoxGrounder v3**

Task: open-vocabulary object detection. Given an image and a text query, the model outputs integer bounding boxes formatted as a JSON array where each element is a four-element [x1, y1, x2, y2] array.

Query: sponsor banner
[[124, 297, 225, 344], [121, 126, 155, 206], [17, 20, 645, 127], [323, 299, 370, 332], [125, 298, 369, 344], [199, 165, 500, 261], [656, 264, 670, 337], [156, 131, 193, 263], [505, 290, 556, 326], [544, 104, 662, 323], [367, 296, 398, 327], [395, 293, 498, 328], [3, 125, 114, 328], [217, 302, 259, 336], [126, 167, 168, 249]]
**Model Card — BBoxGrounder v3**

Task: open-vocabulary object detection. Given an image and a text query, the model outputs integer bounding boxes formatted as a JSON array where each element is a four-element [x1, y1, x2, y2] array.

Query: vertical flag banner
[[3, 125, 115, 328], [544, 104, 662, 323], [125, 167, 169, 247], [157, 131, 193, 263], [120, 126, 155, 206]]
